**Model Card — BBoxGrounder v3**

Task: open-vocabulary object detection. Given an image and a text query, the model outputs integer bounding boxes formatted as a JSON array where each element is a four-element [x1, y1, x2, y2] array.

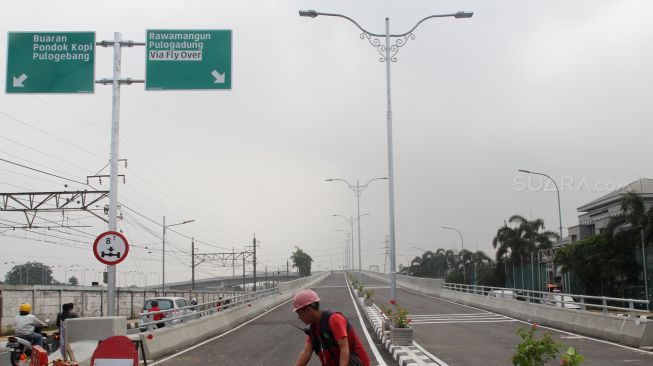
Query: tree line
[[403, 191, 653, 299]]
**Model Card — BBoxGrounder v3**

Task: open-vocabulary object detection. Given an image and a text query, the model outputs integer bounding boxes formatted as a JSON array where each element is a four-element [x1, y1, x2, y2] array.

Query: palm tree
[[606, 191, 653, 244], [493, 215, 558, 287], [290, 246, 313, 277], [493, 215, 558, 262]]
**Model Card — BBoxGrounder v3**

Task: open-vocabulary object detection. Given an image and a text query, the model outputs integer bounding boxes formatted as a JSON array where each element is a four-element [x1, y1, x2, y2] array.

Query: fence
[[0, 284, 241, 335], [442, 282, 650, 316]]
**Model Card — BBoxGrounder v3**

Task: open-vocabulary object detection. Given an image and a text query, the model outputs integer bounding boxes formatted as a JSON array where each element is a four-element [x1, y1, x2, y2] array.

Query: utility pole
[[191, 237, 195, 290], [253, 234, 257, 291], [232, 246, 235, 286], [287, 260, 289, 276], [242, 255, 246, 290], [96, 32, 144, 316]]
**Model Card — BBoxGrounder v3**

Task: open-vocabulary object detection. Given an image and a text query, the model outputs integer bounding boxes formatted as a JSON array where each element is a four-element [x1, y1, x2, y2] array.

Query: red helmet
[[292, 290, 320, 312]]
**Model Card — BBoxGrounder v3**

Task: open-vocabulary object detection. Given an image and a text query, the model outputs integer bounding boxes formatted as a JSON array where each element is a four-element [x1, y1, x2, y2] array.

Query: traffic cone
[[18, 353, 29, 366]]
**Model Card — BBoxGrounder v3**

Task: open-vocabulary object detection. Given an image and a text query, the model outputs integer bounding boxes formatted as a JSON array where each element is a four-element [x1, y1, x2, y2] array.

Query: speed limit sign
[[93, 231, 129, 265]]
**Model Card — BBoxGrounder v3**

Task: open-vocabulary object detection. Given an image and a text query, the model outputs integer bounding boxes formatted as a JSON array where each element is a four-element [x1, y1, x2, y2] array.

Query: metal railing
[[442, 283, 651, 317], [138, 287, 279, 330]]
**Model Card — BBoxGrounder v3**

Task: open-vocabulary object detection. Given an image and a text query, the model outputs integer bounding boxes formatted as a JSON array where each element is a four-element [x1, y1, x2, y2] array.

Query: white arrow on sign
[[211, 70, 225, 84], [13, 73, 28, 87]]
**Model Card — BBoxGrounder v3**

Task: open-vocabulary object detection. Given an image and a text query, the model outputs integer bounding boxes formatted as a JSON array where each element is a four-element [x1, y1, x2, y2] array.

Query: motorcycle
[[6, 320, 59, 366]]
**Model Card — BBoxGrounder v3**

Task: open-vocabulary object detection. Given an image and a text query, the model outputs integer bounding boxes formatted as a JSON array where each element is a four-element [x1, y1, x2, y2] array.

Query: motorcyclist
[[14, 303, 46, 347]]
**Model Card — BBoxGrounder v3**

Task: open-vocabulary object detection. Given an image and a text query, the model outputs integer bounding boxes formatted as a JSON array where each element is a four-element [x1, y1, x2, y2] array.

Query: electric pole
[[253, 234, 257, 291]]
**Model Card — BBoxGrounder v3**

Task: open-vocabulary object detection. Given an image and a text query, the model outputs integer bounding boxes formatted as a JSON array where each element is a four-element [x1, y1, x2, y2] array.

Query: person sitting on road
[[14, 303, 46, 347], [292, 290, 370, 366], [148, 300, 165, 329], [56, 302, 79, 358]]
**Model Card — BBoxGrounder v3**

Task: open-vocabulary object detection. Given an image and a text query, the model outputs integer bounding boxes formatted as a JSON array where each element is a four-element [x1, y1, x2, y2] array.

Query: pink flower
[[390, 299, 397, 305]]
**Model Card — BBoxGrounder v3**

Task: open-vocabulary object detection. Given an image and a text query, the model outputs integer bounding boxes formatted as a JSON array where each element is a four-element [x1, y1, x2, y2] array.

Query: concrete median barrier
[[440, 288, 653, 348], [362, 270, 653, 348], [63, 316, 127, 365]]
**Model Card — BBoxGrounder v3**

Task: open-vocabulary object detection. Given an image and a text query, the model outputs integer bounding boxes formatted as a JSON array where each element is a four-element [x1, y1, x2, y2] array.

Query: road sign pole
[[107, 32, 122, 317]]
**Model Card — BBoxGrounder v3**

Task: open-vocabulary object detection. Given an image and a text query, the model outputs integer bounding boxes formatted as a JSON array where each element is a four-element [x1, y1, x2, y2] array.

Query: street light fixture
[[441, 226, 465, 283], [326, 177, 386, 282], [333, 213, 371, 271], [162, 217, 194, 291], [517, 170, 563, 248], [301, 9, 473, 304]]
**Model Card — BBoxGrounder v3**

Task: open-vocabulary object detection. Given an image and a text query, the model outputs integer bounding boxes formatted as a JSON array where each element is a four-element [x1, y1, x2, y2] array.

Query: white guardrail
[[138, 287, 279, 330], [443, 283, 651, 316]]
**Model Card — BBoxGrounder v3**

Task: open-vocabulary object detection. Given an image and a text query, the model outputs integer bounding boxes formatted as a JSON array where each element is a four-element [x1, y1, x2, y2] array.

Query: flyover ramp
[[151, 272, 395, 366], [359, 272, 653, 365]]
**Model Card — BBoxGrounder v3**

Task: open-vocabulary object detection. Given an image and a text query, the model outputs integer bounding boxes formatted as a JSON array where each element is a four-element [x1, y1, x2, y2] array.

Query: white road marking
[[412, 340, 449, 366], [413, 319, 517, 325], [149, 296, 297, 365], [313, 285, 348, 288], [409, 312, 515, 324], [344, 273, 387, 366], [398, 286, 653, 356]]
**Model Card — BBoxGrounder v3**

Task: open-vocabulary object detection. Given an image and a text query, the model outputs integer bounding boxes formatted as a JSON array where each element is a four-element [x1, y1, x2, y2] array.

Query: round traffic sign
[[93, 231, 129, 265]]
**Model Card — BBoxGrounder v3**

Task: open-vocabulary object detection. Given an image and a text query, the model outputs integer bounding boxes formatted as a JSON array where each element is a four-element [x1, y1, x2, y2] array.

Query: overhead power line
[[0, 158, 88, 186]]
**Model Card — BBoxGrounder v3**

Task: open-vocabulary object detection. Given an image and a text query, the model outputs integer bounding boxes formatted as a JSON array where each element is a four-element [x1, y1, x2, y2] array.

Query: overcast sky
[[1, 0, 651, 286]]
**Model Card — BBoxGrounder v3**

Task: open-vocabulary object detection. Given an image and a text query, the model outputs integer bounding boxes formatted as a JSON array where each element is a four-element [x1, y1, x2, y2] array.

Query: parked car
[[541, 293, 581, 309], [138, 297, 197, 331], [488, 290, 516, 300]]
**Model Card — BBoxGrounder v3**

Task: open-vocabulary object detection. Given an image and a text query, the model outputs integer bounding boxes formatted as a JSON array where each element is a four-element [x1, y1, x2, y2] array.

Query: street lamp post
[[300, 9, 473, 304], [333, 214, 371, 272], [518, 169, 567, 290], [327, 177, 387, 283], [441, 226, 465, 283], [335, 229, 351, 269], [162, 217, 194, 292]]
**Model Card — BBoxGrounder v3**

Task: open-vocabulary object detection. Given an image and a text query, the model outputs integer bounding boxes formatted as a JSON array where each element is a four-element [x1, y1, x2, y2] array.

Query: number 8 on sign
[[93, 231, 129, 265]]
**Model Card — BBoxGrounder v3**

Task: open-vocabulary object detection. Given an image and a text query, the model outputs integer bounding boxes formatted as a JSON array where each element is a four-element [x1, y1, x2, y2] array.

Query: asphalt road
[[0, 350, 9, 365], [151, 272, 396, 366], [361, 273, 653, 365]]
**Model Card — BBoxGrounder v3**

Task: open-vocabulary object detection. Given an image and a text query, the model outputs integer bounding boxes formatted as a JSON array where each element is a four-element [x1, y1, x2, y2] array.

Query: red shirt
[[305, 313, 370, 366], [149, 306, 164, 321]]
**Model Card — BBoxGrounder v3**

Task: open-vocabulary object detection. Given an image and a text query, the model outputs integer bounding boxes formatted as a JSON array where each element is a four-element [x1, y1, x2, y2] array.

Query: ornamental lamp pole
[[326, 177, 387, 283], [301, 9, 473, 305]]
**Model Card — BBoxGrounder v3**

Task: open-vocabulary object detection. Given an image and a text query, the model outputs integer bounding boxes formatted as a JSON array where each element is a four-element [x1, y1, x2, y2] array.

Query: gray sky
[[1, 0, 651, 286]]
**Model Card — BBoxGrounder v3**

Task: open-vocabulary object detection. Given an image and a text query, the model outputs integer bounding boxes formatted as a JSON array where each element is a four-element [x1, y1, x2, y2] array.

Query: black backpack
[[306, 310, 363, 366]]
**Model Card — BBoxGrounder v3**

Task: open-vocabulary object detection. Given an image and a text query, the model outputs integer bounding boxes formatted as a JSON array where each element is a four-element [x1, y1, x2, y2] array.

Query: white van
[[488, 290, 516, 300], [542, 293, 581, 309], [138, 296, 198, 331]]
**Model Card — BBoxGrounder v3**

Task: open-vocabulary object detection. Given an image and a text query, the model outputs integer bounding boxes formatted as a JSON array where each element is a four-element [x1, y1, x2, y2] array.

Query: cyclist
[[292, 290, 369, 366]]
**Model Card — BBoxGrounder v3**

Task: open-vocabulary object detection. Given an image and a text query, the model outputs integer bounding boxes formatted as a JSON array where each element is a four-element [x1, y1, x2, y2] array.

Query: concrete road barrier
[[361, 270, 653, 348], [64, 316, 127, 365]]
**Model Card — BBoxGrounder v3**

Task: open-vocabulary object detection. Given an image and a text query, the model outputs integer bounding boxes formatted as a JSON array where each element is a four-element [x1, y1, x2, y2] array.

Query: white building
[[567, 178, 653, 243]]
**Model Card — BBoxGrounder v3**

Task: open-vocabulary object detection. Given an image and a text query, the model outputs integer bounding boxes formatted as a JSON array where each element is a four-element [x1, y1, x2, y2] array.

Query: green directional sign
[[6, 32, 95, 93], [146, 29, 232, 90]]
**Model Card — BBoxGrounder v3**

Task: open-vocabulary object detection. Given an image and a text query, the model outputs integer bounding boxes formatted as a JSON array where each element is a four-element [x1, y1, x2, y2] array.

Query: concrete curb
[[352, 285, 438, 366]]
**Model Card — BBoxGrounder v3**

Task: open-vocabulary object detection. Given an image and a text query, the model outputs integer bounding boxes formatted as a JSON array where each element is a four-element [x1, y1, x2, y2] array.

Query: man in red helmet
[[292, 289, 370, 366]]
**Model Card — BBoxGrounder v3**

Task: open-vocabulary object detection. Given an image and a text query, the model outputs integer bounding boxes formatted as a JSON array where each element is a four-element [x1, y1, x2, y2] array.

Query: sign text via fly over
[[149, 50, 203, 61]]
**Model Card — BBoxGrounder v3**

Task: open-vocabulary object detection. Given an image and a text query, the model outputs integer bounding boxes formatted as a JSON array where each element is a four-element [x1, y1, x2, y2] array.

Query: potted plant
[[380, 305, 392, 331], [387, 299, 413, 346], [356, 284, 365, 297], [363, 289, 374, 306]]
